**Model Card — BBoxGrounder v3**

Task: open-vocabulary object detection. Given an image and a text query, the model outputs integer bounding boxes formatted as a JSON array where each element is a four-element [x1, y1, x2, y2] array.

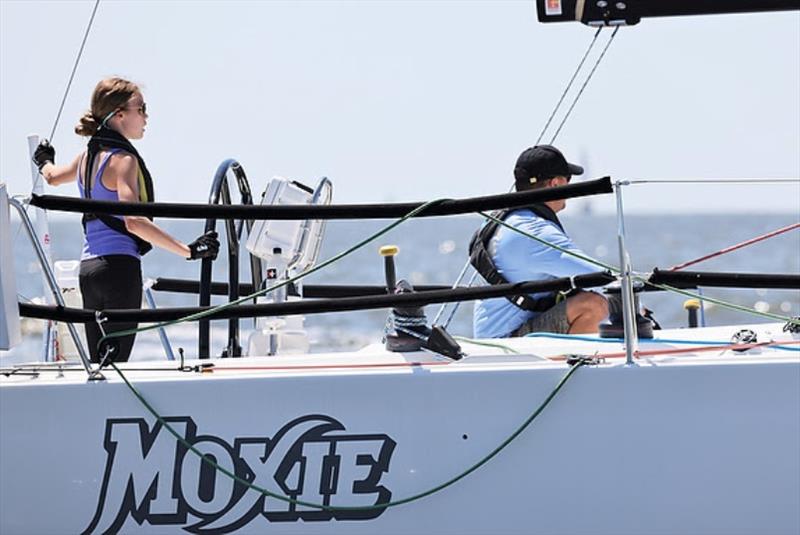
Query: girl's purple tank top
[[77, 149, 140, 260]]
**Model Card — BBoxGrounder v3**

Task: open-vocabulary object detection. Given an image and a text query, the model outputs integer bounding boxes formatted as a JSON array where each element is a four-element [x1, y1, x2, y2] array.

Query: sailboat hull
[[2, 328, 798, 534]]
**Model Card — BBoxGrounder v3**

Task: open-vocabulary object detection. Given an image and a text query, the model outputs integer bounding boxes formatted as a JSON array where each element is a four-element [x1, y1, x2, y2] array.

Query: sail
[[536, 0, 800, 26]]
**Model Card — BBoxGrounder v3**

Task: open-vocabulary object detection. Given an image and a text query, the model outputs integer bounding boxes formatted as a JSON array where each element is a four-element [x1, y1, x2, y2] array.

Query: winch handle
[[379, 245, 399, 294]]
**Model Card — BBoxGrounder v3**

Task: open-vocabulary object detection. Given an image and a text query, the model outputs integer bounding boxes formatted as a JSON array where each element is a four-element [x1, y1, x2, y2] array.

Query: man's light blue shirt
[[472, 208, 598, 338]]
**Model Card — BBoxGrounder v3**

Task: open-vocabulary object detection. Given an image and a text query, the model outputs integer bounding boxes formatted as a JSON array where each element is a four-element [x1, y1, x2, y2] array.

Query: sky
[[1, 1, 799, 215]]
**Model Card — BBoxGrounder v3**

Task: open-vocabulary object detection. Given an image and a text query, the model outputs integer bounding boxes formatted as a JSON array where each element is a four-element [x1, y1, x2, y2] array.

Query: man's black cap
[[513, 144, 584, 190]]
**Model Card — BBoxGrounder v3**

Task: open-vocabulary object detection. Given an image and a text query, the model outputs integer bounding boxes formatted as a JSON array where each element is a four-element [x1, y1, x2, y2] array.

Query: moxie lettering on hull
[[83, 415, 396, 534]]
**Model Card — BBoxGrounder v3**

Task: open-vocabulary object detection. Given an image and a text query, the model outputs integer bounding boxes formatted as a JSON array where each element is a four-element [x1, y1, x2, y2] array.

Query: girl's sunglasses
[[124, 102, 147, 115]]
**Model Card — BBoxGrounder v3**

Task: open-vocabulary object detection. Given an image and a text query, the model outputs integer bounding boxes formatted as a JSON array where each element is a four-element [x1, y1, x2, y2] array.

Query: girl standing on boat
[[31, 77, 220, 363]]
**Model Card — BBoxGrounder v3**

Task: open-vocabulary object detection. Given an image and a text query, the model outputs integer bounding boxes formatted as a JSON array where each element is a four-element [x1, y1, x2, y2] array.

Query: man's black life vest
[[82, 126, 154, 255], [468, 203, 566, 312]]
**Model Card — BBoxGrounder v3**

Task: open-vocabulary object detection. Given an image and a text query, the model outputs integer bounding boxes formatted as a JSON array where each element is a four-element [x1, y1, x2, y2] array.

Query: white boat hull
[[2, 324, 799, 534]]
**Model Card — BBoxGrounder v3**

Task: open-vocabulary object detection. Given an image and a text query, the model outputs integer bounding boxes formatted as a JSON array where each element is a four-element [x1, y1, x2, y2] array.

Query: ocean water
[[3, 212, 799, 362]]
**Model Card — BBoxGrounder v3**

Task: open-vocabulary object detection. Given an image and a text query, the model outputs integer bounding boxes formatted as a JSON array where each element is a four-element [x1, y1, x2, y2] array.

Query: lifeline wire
[[549, 26, 619, 143], [627, 178, 800, 185], [107, 357, 587, 512]]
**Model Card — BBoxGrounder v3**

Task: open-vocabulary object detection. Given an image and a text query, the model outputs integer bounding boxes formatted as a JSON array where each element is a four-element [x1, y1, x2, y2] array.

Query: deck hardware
[[731, 329, 758, 351], [783, 317, 800, 334], [565, 354, 602, 366]]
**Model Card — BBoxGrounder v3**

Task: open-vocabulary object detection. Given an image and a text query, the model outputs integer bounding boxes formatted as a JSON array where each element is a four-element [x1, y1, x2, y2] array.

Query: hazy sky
[[2, 1, 799, 214]]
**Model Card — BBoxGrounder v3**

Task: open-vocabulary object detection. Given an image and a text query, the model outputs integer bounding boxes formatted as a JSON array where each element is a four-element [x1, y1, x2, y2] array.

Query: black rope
[[19, 272, 616, 323], [29, 177, 613, 220]]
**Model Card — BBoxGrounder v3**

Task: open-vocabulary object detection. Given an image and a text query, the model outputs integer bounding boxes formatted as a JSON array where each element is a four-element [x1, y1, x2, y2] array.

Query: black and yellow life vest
[[468, 203, 566, 312], [82, 126, 154, 255]]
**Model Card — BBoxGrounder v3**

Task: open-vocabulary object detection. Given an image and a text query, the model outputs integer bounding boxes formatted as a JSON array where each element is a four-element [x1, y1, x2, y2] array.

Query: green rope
[[98, 199, 447, 347], [108, 357, 587, 511], [477, 210, 619, 273], [453, 336, 520, 354], [635, 276, 800, 325]]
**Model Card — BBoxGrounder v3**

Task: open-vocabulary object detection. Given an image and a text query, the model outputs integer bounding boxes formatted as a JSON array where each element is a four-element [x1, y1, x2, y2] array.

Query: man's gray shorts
[[510, 299, 570, 337]]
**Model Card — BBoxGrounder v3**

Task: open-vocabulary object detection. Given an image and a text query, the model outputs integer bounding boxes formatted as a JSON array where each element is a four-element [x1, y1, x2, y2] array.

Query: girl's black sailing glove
[[188, 230, 220, 260], [33, 140, 55, 171]]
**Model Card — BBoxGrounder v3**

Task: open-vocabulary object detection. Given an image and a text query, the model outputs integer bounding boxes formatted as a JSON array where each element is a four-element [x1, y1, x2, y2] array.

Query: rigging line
[[48, 0, 101, 143], [535, 26, 603, 145], [14, 1, 100, 249], [627, 178, 800, 185], [549, 26, 619, 144], [669, 223, 800, 271]]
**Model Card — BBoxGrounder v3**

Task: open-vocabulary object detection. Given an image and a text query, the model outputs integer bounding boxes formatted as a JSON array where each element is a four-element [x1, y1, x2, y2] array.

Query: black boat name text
[[83, 415, 396, 534]]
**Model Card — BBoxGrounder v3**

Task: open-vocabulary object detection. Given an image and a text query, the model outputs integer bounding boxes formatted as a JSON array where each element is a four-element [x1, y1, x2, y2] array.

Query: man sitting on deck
[[471, 145, 608, 338]]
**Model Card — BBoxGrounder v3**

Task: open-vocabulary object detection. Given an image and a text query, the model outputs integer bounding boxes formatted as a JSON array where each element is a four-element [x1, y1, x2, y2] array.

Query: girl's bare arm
[[111, 153, 191, 258], [39, 153, 81, 186]]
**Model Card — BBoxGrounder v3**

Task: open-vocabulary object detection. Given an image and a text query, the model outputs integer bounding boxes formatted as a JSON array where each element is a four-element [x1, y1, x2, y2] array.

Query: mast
[[536, 0, 800, 26]]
